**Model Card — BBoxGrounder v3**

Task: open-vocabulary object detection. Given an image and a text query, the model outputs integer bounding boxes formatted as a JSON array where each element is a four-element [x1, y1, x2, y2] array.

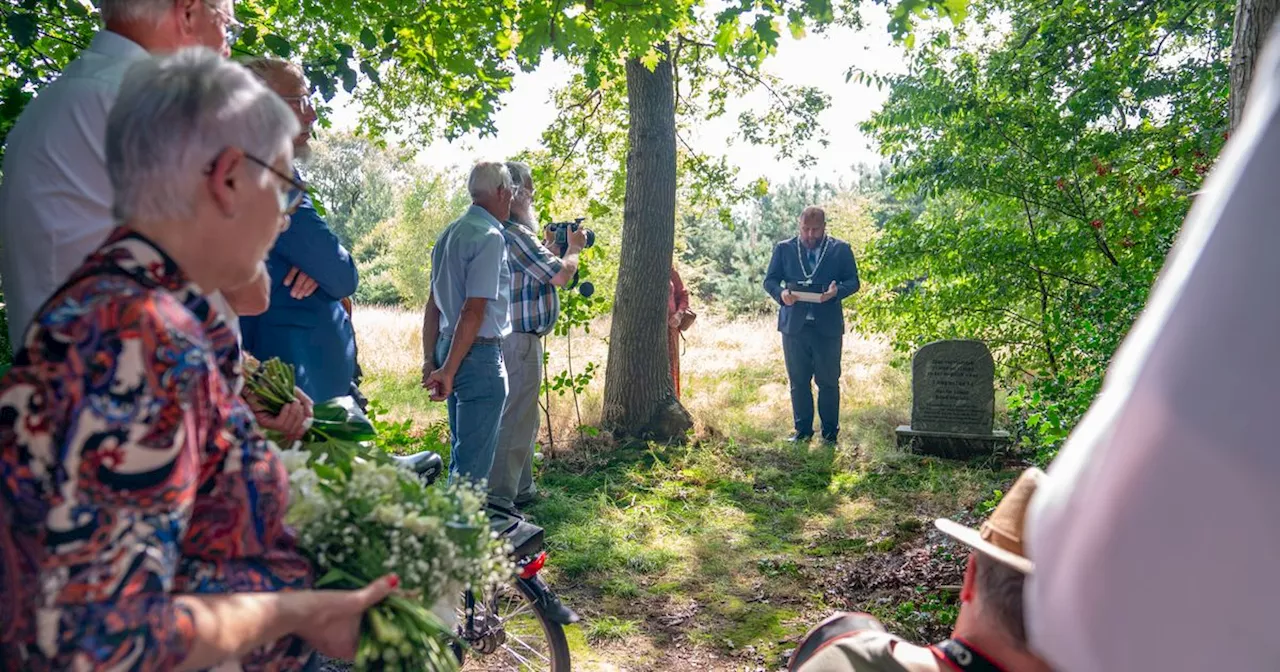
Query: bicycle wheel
[[459, 579, 571, 672]]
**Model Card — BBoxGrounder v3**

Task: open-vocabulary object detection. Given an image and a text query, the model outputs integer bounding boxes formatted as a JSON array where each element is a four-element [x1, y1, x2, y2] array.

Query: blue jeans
[[435, 336, 508, 487]]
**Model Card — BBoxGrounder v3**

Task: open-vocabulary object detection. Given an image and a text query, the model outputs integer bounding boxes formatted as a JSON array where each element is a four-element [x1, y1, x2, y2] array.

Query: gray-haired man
[[0, 0, 252, 348], [238, 58, 361, 404], [0, 0, 313, 439], [422, 161, 514, 487]]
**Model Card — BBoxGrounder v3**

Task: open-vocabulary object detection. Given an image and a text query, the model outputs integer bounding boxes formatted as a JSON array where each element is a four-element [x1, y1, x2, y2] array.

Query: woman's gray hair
[[106, 47, 299, 225], [468, 161, 513, 199]]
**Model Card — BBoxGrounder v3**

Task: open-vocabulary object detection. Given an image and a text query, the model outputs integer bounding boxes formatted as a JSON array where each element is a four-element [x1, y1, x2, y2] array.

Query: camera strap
[[930, 638, 1007, 672]]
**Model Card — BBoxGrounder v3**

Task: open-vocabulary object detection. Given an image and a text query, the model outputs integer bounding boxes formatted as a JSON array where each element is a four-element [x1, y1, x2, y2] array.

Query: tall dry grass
[[353, 304, 908, 452]]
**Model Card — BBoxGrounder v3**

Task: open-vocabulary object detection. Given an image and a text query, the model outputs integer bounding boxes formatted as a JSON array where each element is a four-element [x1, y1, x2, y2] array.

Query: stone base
[[895, 426, 1011, 459]]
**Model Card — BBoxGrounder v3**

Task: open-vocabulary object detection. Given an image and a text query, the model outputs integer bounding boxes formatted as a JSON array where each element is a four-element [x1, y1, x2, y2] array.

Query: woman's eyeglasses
[[244, 153, 307, 214]]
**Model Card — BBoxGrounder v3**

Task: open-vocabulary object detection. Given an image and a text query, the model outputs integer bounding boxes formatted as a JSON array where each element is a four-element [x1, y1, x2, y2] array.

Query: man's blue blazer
[[762, 236, 860, 338], [241, 191, 359, 402]]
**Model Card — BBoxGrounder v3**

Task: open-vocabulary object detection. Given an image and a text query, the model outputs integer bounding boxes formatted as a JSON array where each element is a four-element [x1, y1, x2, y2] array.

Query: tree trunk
[[601, 43, 693, 440], [1231, 0, 1280, 131]]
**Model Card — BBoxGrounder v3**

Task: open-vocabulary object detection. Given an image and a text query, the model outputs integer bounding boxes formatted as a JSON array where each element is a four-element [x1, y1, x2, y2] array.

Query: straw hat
[[934, 467, 1044, 574]]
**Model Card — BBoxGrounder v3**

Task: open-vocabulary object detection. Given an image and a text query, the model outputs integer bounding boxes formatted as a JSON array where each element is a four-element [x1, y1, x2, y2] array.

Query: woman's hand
[[249, 387, 313, 443], [294, 575, 399, 659], [293, 386, 314, 418], [175, 575, 401, 670], [668, 311, 683, 329]]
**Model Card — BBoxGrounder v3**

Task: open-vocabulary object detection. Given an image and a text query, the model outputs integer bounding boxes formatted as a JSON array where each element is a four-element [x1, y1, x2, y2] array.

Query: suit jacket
[[241, 189, 359, 402], [763, 236, 860, 337]]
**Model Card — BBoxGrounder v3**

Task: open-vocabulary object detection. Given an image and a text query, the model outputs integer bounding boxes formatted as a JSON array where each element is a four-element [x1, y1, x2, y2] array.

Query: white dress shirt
[[0, 31, 237, 350], [1025, 26, 1280, 672]]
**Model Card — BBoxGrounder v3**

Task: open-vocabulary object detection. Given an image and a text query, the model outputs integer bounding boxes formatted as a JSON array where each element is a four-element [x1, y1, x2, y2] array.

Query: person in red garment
[[667, 266, 692, 398]]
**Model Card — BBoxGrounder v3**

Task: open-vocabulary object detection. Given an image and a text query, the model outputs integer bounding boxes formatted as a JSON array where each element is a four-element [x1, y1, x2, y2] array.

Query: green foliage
[[875, 588, 959, 634], [857, 0, 1232, 457], [0, 0, 522, 163], [527, 434, 1013, 665], [584, 616, 640, 642], [350, 252, 403, 306], [546, 360, 598, 400], [973, 487, 1004, 519], [683, 178, 838, 316], [302, 132, 410, 250], [301, 133, 411, 305], [0, 0, 968, 167], [367, 400, 450, 458], [882, 0, 970, 46], [384, 171, 471, 307]]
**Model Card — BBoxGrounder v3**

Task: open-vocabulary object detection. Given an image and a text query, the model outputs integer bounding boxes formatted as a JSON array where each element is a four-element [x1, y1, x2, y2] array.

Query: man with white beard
[[488, 161, 586, 524]]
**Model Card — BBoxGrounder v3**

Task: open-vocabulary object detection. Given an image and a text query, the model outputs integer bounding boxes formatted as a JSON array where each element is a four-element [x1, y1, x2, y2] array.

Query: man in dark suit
[[763, 207, 860, 443], [239, 58, 359, 403]]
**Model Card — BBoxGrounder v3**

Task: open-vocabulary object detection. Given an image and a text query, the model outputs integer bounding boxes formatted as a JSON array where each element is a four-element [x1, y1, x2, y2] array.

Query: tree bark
[[601, 43, 693, 440], [1231, 0, 1280, 131]]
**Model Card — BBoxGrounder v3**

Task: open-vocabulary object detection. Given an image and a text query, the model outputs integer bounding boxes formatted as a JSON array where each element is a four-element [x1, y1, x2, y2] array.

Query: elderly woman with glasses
[[0, 49, 393, 671]]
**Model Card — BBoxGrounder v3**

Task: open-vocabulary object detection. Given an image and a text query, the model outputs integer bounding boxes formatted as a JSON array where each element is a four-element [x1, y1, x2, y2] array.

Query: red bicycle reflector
[[519, 551, 548, 579]]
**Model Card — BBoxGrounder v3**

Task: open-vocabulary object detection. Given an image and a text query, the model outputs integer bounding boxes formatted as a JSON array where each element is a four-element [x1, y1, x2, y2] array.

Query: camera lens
[[579, 281, 595, 297]]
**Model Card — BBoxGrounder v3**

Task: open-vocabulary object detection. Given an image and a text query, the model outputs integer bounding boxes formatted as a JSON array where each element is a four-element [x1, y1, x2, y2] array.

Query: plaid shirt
[[501, 219, 563, 335]]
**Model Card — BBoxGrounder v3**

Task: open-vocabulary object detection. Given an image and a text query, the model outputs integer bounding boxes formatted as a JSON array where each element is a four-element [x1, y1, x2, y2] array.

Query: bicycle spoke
[[505, 633, 552, 663], [461, 580, 564, 672], [499, 598, 536, 621], [497, 641, 539, 670]]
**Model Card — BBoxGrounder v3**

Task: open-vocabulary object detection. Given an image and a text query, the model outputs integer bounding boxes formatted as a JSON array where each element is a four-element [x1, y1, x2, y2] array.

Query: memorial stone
[[896, 340, 1009, 458]]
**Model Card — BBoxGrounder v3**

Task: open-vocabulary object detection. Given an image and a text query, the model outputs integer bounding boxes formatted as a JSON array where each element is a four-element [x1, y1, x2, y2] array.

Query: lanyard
[[795, 236, 829, 282], [930, 638, 1007, 672]]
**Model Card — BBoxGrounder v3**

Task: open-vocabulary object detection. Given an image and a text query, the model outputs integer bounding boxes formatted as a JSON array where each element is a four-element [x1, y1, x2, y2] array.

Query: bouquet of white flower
[[275, 443, 512, 670]]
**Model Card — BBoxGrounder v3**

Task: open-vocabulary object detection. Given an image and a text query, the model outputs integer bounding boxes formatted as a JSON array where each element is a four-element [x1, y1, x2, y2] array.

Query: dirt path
[[552, 527, 972, 672]]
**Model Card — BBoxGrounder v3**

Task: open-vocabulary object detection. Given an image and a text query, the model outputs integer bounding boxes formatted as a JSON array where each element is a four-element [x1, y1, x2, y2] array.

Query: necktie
[[804, 247, 817, 321]]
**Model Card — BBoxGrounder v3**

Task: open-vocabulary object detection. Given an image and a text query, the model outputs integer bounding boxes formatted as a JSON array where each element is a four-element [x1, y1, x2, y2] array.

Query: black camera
[[545, 217, 595, 250], [544, 217, 595, 297]]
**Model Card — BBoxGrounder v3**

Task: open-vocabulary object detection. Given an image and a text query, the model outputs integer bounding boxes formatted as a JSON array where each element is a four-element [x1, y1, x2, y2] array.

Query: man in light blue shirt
[[422, 161, 514, 486]]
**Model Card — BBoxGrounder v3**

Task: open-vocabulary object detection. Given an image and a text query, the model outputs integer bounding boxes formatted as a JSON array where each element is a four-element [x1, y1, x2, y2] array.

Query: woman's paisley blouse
[[0, 229, 314, 670]]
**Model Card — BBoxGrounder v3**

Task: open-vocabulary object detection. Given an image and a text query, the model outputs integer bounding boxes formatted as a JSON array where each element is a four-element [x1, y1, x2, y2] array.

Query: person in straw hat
[[788, 468, 1052, 672]]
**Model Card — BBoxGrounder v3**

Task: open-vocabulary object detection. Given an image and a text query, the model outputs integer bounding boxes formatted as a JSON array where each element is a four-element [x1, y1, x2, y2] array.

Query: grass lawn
[[526, 434, 1016, 670], [354, 306, 1023, 670]]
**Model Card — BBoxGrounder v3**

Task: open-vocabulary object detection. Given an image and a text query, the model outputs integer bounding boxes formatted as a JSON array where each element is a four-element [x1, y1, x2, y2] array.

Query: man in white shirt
[[0, 0, 261, 349], [1024, 22, 1280, 672], [0, 0, 309, 438]]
